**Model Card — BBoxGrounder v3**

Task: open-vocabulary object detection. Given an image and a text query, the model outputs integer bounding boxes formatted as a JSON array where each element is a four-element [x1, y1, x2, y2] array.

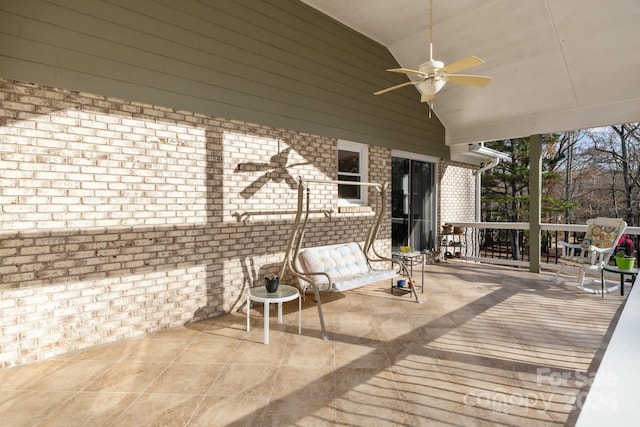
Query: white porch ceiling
[[302, 0, 640, 146]]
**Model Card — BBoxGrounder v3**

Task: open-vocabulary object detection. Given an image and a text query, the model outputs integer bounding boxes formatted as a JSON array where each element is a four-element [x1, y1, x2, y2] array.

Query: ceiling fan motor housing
[[417, 59, 446, 95], [419, 59, 444, 74]]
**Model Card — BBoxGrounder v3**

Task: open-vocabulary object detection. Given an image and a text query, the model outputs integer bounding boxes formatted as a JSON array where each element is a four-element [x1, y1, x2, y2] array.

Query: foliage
[[482, 136, 576, 223], [482, 123, 640, 227], [616, 234, 634, 257], [588, 124, 640, 225]]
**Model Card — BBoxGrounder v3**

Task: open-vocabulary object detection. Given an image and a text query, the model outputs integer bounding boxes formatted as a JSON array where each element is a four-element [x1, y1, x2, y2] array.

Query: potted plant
[[617, 234, 634, 256], [264, 273, 280, 293], [614, 250, 635, 271], [615, 234, 635, 270]]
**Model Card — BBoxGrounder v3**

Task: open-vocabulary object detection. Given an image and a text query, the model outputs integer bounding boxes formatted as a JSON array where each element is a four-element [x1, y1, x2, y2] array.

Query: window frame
[[337, 140, 368, 205]]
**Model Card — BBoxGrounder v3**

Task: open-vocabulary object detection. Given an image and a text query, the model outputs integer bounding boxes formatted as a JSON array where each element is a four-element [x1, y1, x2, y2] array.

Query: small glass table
[[601, 265, 638, 297], [246, 284, 301, 344], [391, 251, 425, 294]]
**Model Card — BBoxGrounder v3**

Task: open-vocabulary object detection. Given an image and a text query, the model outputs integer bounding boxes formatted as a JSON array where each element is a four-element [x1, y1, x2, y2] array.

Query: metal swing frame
[[279, 177, 422, 340]]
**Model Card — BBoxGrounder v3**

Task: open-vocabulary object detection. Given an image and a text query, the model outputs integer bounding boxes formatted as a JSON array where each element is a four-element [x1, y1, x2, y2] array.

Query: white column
[[529, 134, 542, 273]]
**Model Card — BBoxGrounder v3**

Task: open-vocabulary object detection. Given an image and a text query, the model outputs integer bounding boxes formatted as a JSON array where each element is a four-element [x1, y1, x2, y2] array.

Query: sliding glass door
[[391, 155, 436, 252]]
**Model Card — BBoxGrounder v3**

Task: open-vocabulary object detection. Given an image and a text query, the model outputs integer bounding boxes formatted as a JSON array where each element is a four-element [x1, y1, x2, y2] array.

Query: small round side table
[[246, 284, 301, 344]]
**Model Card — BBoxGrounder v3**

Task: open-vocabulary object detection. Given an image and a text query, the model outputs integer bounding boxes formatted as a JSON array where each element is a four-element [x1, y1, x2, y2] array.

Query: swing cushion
[[298, 242, 397, 292]]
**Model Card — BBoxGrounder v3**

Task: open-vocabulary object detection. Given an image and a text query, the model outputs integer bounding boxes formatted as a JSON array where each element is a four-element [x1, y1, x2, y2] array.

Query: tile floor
[[0, 262, 626, 426]]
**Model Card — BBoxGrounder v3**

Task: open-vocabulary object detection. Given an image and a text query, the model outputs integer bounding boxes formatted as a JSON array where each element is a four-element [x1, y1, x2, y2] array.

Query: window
[[337, 140, 368, 204]]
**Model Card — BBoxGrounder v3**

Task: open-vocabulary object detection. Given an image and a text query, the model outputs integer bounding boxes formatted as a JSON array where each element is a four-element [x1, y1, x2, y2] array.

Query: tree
[[493, 124, 640, 227], [588, 123, 640, 225], [482, 135, 574, 258], [544, 130, 588, 223], [479, 123, 639, 261], [483, 135, 576, 223]]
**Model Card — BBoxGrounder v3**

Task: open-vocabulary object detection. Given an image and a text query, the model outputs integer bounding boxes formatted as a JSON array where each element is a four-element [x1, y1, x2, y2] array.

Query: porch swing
[[279, 177, 423, 340]]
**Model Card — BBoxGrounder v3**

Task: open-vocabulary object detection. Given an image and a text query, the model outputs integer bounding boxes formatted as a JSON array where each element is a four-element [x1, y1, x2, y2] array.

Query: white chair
[[555, 217, 627, 292]]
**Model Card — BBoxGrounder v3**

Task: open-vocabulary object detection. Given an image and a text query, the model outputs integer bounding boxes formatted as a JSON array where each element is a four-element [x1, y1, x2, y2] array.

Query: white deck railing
[[445, 221, 640, 271]]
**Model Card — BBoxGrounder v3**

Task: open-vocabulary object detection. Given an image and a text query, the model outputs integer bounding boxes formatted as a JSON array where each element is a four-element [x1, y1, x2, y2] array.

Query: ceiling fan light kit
[[373, 0, 492, 115], [419, 80, 443, 96]]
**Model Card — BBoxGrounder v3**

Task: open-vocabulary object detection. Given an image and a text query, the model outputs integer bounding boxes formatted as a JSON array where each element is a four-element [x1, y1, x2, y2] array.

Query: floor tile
[[0, 390, 75, 427], [263, 396, 336, 426], [0, 360, 64, 391], [37, 391, 138, 427], [335, 338, 391, 369], [229, 336, 288, 365], [124, 338, 190, 363], [24, 359, 115, 391], [145, 362, 224, 394], [113, 393, 201, 426], [187, 395, 269, 427], [206, 364, 279, 397], [176, 336, 239, 364], [271, 366, 336, 399], [83, 361, 168, 393], [68, 337, 147, 361], [281, 334, 335, 367]]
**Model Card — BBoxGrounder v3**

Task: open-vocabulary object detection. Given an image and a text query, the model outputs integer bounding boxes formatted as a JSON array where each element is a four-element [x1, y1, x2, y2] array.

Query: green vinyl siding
[[0, 0, 447, 157]]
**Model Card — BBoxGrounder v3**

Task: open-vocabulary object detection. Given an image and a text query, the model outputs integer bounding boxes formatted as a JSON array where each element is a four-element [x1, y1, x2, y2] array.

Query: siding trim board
[[1, 2, 437, 136]]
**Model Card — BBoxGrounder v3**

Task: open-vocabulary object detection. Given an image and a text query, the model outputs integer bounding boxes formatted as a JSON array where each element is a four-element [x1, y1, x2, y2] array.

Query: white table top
[[248, 284, 299, 303]]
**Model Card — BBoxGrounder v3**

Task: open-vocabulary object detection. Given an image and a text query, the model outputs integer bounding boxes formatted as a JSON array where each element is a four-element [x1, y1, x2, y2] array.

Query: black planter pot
[[265, 278, 280, 293]]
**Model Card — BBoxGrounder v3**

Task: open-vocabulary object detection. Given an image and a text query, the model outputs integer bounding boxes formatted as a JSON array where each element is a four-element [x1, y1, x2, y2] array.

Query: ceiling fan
[[373, 0, 492, 114]]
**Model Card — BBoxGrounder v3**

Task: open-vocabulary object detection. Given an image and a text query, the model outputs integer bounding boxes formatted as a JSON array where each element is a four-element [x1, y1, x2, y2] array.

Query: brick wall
[[438, 159, 478, 251], [0, 78, 392, 368]]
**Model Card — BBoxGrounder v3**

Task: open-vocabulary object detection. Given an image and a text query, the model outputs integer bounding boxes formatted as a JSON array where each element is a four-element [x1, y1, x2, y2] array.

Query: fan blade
[[387, 68, 429, 78], [373, 81, 415, 95], [442, 56, 485, 74], [446, 74, 492, 87]]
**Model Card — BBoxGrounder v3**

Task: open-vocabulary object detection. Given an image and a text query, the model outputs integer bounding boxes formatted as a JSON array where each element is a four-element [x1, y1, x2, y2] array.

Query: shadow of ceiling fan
[[235, 147, 309, 199], [374, 0, 492, 116]]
